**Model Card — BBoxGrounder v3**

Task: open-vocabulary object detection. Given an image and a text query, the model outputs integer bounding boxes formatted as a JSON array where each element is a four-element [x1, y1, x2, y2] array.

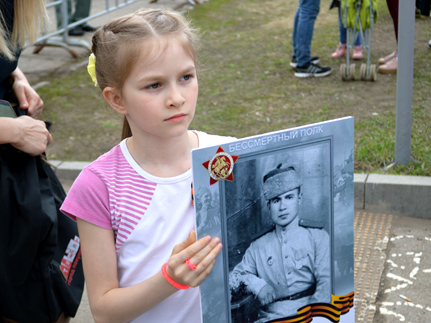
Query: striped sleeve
[[60, 167, 112, 230]]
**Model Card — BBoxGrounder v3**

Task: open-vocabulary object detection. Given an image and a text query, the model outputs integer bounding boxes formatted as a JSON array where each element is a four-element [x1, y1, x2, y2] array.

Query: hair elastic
[[161, 263, 189, 290], [87, 53, 98, 86]]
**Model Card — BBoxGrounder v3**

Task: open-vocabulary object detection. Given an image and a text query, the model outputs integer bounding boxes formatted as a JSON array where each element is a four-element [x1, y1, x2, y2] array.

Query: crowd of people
[[293, 0, 430, 77]]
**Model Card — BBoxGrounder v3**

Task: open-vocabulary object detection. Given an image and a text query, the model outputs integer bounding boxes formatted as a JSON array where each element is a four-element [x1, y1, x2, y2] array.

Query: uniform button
[[285, 255, 288, 258], [267, 256, 274, 266], [284, 240, 287, 243], [288, 271, 291, 274]]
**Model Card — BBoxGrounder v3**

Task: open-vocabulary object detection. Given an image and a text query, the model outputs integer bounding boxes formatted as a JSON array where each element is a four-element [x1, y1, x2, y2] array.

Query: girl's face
[[119, 38, 198, 141]]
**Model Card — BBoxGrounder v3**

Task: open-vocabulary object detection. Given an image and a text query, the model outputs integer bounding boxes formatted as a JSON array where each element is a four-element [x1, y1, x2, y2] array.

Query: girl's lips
[[164, 113, 187, 122]]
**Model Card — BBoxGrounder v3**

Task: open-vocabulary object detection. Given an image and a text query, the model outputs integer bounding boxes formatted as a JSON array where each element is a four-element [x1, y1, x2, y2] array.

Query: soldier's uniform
[[229, 164, 331, 322]]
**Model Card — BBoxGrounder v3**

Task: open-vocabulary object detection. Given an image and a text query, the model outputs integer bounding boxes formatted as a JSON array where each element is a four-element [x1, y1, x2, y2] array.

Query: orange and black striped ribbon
[[267, 292, 354, 323], [191, 182, 194, 208]]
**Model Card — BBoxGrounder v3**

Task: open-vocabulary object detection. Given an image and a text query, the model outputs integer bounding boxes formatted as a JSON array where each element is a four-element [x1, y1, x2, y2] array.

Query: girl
[[60, 8, 235, 323], [330, 0, 363, 60]]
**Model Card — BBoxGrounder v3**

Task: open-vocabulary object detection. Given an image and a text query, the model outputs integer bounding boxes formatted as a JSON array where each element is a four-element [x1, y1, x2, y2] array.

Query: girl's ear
[[103, 87, 127, 115]]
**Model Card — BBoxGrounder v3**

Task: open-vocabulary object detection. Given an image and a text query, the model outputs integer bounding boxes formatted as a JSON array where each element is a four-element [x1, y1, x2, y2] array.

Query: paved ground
[[18, 0, 431, 322], [373, 215, 431, 322]]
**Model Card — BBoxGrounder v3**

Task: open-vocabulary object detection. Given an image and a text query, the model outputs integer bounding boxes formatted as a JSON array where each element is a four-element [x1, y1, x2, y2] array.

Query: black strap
[[276, 283, 316, 302]]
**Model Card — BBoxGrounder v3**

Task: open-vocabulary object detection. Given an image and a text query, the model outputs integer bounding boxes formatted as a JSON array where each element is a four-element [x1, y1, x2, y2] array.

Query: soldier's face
[[269, 188, 301, 228]]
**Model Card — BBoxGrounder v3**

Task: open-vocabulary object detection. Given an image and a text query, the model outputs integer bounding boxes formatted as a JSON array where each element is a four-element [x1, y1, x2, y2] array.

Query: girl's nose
[[167, 84, 185, 108]]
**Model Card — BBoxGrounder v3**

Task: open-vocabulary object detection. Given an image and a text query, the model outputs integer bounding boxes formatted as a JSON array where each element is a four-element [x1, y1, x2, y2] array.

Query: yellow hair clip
[[87, 53, 98, 86]]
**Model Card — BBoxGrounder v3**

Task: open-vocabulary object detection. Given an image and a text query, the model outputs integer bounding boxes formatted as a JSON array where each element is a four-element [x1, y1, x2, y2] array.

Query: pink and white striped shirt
[[61, 131, 235, 323]]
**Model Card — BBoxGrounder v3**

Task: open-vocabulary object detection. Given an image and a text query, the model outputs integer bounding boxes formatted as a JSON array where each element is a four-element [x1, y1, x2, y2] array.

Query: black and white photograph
[[226, 143, 332, 323], [192, 117, 355, 323]]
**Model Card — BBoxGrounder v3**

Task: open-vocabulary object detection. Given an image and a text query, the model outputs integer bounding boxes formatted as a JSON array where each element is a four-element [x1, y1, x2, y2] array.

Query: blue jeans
[[292, 0, 321, 68], [338, 7, 361, 46]]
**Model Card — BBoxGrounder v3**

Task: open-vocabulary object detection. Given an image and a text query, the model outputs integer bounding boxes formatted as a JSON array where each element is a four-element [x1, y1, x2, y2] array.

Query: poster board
[[192, 117, 355, 323]]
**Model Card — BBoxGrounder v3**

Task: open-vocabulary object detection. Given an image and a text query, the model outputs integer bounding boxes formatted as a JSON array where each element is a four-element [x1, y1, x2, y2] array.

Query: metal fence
[[33, 0, 198, 57]]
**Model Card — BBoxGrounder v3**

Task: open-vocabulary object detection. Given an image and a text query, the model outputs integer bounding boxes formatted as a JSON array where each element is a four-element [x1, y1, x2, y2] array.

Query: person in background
[[55, 0, 98, 36], [416, 0, 430, 18], [0, 1, 50, 152], [329, 0, 363, 60], [0, 1, 82, 322], [291, 0, 333, 78], [378, 0, 399, 74]]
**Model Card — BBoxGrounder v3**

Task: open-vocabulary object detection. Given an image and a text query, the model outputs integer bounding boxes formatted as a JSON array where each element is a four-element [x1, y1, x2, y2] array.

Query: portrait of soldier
[[229, 164, 331, 322]]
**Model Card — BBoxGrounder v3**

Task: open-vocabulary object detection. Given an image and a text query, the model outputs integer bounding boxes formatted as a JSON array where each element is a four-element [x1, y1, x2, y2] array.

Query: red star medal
[[202, 146, 239, 186]]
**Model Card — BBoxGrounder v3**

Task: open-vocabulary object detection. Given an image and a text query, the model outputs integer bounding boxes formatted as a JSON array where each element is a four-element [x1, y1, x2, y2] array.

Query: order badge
[[202, 146, 239, 186]]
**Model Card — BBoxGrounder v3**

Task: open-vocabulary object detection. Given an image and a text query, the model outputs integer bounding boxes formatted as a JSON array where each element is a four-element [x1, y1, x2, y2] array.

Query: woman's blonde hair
[[91, 8, 200, 139], [0, 0, 48, 60]]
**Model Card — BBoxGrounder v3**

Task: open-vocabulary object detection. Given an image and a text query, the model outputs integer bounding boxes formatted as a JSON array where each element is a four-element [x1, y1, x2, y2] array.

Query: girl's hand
[[166, 230, 222, 288]]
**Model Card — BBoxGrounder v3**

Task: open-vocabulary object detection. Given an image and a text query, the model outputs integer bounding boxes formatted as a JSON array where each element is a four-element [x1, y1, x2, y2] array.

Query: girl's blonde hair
[[0, 0, 48, 60], [91, 8, 200, 139]]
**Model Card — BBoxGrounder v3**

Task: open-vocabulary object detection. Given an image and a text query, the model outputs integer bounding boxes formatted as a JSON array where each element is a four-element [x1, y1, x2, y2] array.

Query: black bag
[[0, 102, 85, 322]]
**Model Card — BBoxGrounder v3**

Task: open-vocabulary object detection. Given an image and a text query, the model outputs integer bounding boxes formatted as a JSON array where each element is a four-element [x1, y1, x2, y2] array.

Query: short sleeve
[[60, 167, 112, 229]]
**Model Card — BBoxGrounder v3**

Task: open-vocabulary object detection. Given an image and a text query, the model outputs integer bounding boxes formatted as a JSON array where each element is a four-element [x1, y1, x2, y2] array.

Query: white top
[[61, 131, 235, 322]]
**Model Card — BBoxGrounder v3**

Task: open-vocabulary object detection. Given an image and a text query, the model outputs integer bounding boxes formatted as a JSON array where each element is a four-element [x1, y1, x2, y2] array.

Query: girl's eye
[[181, 74, 192, 81], [147, 83, 161, 90]]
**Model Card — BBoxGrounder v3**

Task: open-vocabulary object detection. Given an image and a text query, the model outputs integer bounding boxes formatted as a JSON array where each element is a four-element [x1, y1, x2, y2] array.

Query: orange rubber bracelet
[[185, 258, 197, 270], [161, 263, 189, 290]]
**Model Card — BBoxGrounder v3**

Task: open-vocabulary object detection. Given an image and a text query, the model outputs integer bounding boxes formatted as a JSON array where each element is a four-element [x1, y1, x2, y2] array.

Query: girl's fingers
[[169, 233, 212, 269], [197, 242, 222, 271], [190, 259, 217, 287], [167, 232, 223, 287], [171, 230, 197, 255], [186, 242, 222, 279], [167, 240, 222, 286], [190, 242, 222, 286], [175, 234, 213, 263], [186, 237, 221, 268]]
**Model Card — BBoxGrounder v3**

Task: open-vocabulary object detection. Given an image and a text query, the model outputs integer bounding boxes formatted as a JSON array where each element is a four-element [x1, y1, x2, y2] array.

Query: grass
[[38, 0, 431, 176]]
